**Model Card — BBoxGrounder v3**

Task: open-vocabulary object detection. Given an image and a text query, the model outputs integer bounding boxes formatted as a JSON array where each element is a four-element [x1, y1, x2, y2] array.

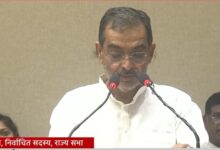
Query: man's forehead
[[105, 23, 147, 35], [211, 104, 220, 113], [104, 24, 148, 44]]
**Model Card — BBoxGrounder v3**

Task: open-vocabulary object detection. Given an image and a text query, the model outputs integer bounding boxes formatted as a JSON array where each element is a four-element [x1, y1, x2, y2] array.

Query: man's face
[[0, 121, 13, 137], [204, 104, 220, 147], [96, 24, 155, 92]]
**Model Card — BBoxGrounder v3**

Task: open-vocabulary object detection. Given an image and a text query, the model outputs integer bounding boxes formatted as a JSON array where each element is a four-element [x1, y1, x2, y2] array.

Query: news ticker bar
[[0, 137, 94, 148]]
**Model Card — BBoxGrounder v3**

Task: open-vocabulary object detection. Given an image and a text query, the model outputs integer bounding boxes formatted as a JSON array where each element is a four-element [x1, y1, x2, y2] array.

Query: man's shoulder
[[154, 84, 190, 98], [60, 82, 108, 102], [153, 84, 193, 107], [54, 83, 106, 111], [67, 83, 100, 95]]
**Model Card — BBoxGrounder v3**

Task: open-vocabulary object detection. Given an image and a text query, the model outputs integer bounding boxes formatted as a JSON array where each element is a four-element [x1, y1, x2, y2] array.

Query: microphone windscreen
[[135, 72, 152, 86], [108, 73, 120, 90]]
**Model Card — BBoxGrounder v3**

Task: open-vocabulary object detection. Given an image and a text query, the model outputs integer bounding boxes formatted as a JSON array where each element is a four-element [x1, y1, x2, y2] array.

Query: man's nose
[[121, 55, 133, 70]]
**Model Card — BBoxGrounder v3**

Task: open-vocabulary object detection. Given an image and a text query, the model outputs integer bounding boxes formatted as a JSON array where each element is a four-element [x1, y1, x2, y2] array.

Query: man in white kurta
[[49, 7, 208, 148], [49, 77, 208, 148]]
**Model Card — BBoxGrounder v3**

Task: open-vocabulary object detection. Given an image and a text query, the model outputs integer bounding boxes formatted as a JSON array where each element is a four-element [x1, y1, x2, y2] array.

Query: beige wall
[[0, 1, 219, 136]]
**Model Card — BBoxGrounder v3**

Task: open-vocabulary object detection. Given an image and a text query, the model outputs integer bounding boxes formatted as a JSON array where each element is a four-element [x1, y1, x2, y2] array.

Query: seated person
[[0, 113, 19, 137], [204, 92, 220, 148]]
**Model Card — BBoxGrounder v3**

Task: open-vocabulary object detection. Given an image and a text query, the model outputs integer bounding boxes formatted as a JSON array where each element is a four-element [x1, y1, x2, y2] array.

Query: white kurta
[[49, 77, 208, 148]]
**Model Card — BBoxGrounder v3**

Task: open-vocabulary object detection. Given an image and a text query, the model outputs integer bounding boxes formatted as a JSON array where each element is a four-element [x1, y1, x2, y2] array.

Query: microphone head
[[135, 72, 153, 87], [108, 73, 120, 90]]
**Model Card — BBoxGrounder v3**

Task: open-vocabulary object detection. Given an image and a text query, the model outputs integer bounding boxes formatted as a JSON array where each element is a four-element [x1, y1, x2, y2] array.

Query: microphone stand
[[148, 83, 200, 148], [68, 73, 119, 137], [68, 91, 112, 137]]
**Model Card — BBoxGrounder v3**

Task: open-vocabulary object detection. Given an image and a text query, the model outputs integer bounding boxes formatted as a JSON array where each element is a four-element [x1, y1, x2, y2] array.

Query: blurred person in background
[[204, 92, 220, 148], [0, 113, 19, 137]]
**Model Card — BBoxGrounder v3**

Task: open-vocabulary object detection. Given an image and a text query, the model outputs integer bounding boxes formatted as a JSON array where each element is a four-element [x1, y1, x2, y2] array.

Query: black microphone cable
[[68, 73, 120, 137], [135, 72, 200, 148]]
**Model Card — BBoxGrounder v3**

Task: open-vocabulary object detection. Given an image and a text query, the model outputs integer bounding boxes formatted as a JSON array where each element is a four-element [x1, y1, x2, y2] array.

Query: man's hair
[[98, 7, 153, 46], [205, 92, 220, 114], [0, 113, 19, 136]]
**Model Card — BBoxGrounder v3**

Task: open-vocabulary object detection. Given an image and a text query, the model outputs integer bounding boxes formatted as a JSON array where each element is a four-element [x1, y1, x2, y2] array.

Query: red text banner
[[0, 137, 94, 148]]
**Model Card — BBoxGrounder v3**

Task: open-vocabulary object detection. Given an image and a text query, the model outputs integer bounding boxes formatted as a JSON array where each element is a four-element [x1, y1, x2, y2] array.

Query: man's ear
[[148, 43, 156, 63], [203, 114, 209, 127], [95, 41, 104, 63]]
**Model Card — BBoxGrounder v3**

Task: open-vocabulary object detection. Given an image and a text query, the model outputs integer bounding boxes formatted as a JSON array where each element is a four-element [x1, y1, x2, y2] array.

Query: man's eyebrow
[[212, 112, 220, 115], [133, 44, 147, 51], [107, 44, 147, 50], [107, 44, 122, 50]]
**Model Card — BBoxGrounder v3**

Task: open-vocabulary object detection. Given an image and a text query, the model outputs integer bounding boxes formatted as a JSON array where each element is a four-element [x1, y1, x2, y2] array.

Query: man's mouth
[[120, 74, 136, 81]]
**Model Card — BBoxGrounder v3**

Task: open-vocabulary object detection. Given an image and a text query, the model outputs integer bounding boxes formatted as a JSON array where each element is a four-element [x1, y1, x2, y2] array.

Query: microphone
[[68, 73, 120, 137], [135, 72, 200, 148]]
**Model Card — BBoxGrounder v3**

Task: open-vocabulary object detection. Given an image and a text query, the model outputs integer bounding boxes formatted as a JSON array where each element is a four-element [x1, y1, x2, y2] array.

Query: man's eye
[[0, 129, 11, 136], [110, 53, 123, 60], [212, 113, 220, 119], [132, 52, 145, 59]]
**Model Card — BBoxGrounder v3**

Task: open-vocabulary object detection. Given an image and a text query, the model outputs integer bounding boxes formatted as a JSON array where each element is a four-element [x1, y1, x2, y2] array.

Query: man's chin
[[117, 81, 141, 93]]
